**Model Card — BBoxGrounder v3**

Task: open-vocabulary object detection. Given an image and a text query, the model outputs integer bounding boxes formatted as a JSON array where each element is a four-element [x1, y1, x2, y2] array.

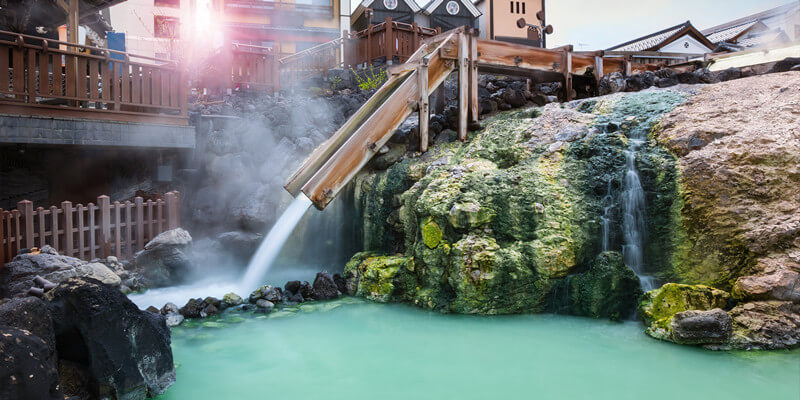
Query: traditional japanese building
[[418, 0, 481, 32], [474, 0, 545, 46], [351, 0, 421, 31]]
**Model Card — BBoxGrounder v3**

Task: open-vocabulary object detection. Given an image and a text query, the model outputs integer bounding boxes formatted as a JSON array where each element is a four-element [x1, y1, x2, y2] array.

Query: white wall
[[108, 0, 189, 59], [660, 34, 712, 54]]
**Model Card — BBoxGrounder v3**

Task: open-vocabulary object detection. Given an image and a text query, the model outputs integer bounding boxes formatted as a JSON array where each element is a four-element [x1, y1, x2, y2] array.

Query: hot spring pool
[[158, 299, 799, 400]]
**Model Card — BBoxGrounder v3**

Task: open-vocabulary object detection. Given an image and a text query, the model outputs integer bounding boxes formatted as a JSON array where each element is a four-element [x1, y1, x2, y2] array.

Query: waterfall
[[601, 180, 615, 252], [621, 135, 655, 291], [240, 193, 313, 293]]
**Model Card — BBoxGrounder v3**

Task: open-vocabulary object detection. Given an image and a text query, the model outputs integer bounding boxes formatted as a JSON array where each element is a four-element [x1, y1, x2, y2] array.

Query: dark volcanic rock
[[44, 278, 175, 399], [0, 325, 62, 400], [312, 272, 340, 300], [333, 273, 347, 294], [625, 71, 656, 91], [676, 72, 701, 84], [134, 228, 193, 288], [180, 298, 204, 318], [0, 296, 56, 353], [768, 57, 800, 73], [715, 67, 742, 82], [670, 308, 732, 344]]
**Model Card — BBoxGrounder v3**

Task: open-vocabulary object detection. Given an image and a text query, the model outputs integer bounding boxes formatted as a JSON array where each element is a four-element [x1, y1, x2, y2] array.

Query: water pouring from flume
[[240, 193, 313, 293]]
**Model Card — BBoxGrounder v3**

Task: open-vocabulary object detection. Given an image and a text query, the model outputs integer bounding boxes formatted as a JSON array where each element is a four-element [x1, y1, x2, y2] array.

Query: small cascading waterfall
[[240, 193, 313, 293], [621, 134, 656, 291], [600, 180, 615, 252]]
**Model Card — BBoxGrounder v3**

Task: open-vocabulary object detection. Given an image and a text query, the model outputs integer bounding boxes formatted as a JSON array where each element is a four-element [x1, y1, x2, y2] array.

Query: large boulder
[[343, 252, 415, 303], [639, 283, 730, 342], [669, 308, 732, 345], [45, 278, 175, 399], [728, 301, 800, 350], [598, 72, 626, 95], [0, 325, 62, 400], [731, 269, 800, 303], [134, 228, 193, 287], [0, 297, 56, 353], [0, 246, 119, 298], [312, 272, 340, 300], [553, 251, 642, 320]]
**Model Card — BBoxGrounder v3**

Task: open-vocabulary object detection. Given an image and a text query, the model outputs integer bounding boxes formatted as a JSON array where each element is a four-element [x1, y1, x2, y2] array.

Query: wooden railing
[[0, 192, 181, 265], [346, 18, 441, 66], [0, 30, 188, 125], [230, 43, 280, 91], [279, 38, 343, 82]]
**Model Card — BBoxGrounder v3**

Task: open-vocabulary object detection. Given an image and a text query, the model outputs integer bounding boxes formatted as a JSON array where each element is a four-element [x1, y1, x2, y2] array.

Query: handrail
[[0, 29, 177, 66], [231, 42, 274, 54], [279, 37, 343, 64]]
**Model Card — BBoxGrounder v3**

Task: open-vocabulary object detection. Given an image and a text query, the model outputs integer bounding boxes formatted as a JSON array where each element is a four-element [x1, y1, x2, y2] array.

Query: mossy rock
[[343, 252, 415, 303], [552, 251, 642, 320], [421, 218, 443, 249], [638, 283, 730, 339]]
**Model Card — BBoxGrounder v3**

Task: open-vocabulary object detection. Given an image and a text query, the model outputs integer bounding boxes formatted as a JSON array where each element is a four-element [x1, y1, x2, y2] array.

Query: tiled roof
[[705, 21, 760, 44], [737, 29, 791, 48], [702, 2, 799, 36], [607, 22, 689, 52]]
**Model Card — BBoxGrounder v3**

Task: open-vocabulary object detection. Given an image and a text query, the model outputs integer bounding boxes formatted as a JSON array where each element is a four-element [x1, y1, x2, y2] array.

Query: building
[[419, 0, 481, 32], [351, 0, 421, 31], [606, 21, 715, 64], [474, 0, 545, 47], [107, 0, 188, 59], [702, 2, 800, 51]]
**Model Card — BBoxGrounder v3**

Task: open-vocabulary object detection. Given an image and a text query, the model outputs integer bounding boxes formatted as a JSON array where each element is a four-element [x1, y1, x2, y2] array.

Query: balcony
[[224, 0, 334, 18]]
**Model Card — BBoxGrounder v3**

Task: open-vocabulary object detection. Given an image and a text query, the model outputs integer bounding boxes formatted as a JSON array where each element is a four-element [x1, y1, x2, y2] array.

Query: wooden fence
[[0, 30, 188, 125], [280, 38, 343, 82], [345, 18, 441, 67], [0, 192, 180, 265]]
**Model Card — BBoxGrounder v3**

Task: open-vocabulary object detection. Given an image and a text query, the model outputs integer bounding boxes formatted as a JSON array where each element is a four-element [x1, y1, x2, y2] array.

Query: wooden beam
[[476, 39, 595, 75], [561, 49, 573, 102], [594, 56, 604, 82], [457, 32, 468, 141], [418, 58, 429, 152], [54, 0, 69, 12], [296, 33, 458, 209], [468, 32, 479, 124]]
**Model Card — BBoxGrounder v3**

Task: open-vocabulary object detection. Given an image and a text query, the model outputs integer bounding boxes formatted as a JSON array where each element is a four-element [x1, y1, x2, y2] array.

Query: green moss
[[343, 252, 415, 302], [422, 218, 443, 249], [638, 283, 730, 331]]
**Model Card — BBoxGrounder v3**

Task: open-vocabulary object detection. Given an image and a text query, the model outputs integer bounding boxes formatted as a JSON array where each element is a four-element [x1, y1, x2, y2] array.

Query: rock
[[344, 253, 415, 303], [553, 251, 642, 320], [728, 301, 800, 349], [372, 143, 407, 170], [693, 68, 719, 84], [216, 231, 263, 259], [422, 217, 443, 248], [298, 281, 315, 300], [625, 72, 656, 91], [656, 76, 679, 88], [179, 298, 204, 318], [165, 313, 184, 327], [222, 292, 243, 308], [312, 272, 340, 300], [333, 274, 347, 294], [0, 297, 56, 354], [669, 308, 732, 345], [44, 278, 175, 398], [499, 88, 526, 108], [639, 283, 730, 341], [448, 201, 494, 229], [255, 299, 274, 311], [284, 280, 302, 295], [161, 302, 180, 315], [732, 269, 800, 303], [146, 306, 160, 314], [77, 262, 121, 286], [599, 72, 626, 95], [715, 67, 742, 82], [202, 296, 221, 308], [201, 304, 219, 317], [676, 72, 700, 84], [767, 57, 800, 73], [134, 228, 193, 288], [0, 325, 62, 400], [0, 251, 90, 298]]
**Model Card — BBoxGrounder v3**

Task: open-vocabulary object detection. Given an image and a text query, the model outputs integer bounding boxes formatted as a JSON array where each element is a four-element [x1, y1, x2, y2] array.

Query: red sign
[[154, 16, 180, 38]]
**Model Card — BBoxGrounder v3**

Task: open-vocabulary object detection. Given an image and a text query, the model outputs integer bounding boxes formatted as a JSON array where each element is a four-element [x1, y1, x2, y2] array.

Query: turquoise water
[[160, 300, 799, 400]]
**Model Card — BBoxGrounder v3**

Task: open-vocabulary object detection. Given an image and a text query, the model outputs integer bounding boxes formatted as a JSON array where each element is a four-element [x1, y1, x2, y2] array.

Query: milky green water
[[159, 299, 799, 400]]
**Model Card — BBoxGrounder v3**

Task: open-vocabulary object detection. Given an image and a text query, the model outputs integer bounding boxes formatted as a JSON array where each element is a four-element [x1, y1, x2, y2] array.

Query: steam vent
[[1, 2, 799, 399]]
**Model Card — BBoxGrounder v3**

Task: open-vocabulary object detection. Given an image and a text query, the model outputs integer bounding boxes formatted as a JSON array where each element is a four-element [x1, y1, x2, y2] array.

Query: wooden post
[[18, 200, 34, 250], [457, 33, 469, 141], [88, 203, 97, 259], [50, 206, 59, 252], [77, 205, 85, 259], [468, 31, 479, 123], [272, 52, 280, 94], [417, 59, 429, 152], [113, 201, 121, 258], [98, 195, 110, 257], [12, 210, 21, 253], [165, 191, 180, 229], [561, 49, 573, 102], [385, 18, 393, 65], [37, 207, 45, 248], [146, 200, 154, 242], [62, 201, 73, 257], [135, 197, 144, 250], [125, 201, 132, 259], [0, 209, 5, 263], [594, 56, 604, 82], [623, 56, 632, 76], [412, 23, 419, 52]]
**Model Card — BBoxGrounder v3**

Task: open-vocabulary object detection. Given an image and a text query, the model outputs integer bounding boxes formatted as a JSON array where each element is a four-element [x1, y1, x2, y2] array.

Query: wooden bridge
[[285, 27, 653, 210]]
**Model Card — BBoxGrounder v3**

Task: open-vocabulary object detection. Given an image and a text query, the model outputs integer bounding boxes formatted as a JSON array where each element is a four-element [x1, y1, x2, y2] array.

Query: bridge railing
[[0, 30, 188, 125], [346, 18, 441, 66], [0, 192, 180, 265]]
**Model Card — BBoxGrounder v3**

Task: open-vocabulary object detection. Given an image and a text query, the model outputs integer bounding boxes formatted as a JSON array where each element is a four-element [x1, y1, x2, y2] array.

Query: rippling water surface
[[158, 301, 799, 400]]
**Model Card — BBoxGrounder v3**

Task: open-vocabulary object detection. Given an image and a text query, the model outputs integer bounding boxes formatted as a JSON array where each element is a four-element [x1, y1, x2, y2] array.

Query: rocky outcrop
[[669, 309, 732, 345], [134, 228, 193, 287], [638, 283, 730, 341], [0, 245, 121, 298], [728, 301, 800, 350], [0, 325, 62, 400], [45, 278, 175, 399]]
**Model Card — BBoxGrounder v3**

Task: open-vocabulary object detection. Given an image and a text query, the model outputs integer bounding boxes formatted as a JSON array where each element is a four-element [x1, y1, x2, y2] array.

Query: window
[[510, 1, 513, 13], [522, 2, 525, 14], [154, 16, 180, 38], [515, 2, 519, 13]]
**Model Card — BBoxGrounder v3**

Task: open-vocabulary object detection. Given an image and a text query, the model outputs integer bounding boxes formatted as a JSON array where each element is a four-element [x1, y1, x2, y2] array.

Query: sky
[[355, 0, 793, 50]]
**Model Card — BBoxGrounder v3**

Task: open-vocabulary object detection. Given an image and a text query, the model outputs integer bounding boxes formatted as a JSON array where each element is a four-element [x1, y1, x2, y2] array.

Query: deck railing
[[279, 38, 343, 82], [0, 192, 181, 265], [346, 18, 441, 66], [0, 30, 188, 125]]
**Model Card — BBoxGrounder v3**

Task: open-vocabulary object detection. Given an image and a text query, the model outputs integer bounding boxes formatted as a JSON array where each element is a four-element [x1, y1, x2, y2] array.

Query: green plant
[[329, 75, 343, 90], [351, 66, 387, 91]]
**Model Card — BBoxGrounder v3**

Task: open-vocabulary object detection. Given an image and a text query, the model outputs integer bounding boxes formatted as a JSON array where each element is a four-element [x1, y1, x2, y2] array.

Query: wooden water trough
[[285, 27, 654, 210]]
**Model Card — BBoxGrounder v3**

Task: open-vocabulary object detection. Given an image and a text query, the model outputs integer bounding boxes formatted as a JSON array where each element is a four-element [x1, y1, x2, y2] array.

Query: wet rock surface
[[134, 228, 193, 288], [0, 325, 62, 400]]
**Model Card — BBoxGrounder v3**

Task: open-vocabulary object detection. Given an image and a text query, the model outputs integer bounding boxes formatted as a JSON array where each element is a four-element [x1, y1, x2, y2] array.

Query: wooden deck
[[0, 30, 188, 125], [285, 28, 655, 210]]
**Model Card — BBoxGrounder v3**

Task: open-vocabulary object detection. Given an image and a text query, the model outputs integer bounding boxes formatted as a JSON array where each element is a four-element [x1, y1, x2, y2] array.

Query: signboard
[[154, 16, 180, 38], [384, 0, 398, 10]]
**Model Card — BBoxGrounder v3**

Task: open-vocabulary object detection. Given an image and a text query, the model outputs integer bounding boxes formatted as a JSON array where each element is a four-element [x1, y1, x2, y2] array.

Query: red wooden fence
[[0, 191, 180, 265]]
